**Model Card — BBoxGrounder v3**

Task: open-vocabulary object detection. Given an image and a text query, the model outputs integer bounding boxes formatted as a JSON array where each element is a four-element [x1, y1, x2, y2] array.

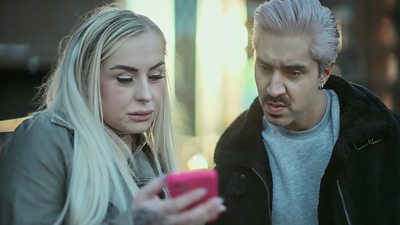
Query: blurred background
[[1, 0, 399, 170]]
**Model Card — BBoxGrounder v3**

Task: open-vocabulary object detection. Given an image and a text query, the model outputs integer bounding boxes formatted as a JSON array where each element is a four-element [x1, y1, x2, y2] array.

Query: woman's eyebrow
[[109, 65, 138, 72], [109, 61, 165, 72], [149, 61, 165, 70]]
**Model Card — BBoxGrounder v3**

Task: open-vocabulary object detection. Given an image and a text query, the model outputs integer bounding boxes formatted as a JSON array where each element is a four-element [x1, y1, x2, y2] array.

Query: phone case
[[166, 169, 218, 210]]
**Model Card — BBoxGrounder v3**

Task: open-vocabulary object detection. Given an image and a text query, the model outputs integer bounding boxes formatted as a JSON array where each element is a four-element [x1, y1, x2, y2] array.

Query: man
[[208, 0, 400, 225]]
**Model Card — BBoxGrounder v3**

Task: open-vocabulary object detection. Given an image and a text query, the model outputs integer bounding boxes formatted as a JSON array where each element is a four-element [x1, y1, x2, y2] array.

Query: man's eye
[[288, 70, 302, 77], [116, 76, 133, 84], [149, 74, 165, 81]]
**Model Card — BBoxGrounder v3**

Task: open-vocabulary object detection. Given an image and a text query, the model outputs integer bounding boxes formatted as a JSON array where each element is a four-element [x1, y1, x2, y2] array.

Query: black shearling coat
[[208, 75, 400, 225]]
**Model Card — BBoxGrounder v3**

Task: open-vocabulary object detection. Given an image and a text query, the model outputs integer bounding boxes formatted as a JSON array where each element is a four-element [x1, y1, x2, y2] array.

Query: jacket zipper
[[336, 179, 352, 225], [252, 167, 272, 225]]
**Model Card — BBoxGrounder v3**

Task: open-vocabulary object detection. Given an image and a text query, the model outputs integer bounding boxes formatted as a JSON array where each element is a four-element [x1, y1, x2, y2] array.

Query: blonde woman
[[0, 4, 225, 225]]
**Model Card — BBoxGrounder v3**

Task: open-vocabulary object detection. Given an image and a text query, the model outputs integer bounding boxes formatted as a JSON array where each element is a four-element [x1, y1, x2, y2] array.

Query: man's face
[[254, 31, 330, 131]]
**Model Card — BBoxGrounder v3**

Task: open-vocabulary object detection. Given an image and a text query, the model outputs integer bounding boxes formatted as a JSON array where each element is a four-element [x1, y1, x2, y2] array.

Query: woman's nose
[[134, 80, 152, 102]]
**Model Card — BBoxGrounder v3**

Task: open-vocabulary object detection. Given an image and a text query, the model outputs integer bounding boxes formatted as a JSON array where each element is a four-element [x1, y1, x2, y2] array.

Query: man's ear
[[321, 62, 334, 84]]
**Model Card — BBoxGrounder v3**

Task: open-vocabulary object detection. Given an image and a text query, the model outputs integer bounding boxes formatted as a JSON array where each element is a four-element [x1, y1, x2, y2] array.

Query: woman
[[0, 4, 225, 225]]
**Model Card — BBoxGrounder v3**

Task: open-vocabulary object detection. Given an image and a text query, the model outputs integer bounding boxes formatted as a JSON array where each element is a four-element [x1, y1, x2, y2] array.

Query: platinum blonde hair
[[252, 0, 340, 74], [41, 4, 176, 224]]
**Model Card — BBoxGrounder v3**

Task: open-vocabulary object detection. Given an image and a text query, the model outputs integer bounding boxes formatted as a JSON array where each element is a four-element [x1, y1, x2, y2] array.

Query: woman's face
[[100, 32, 166, 135]]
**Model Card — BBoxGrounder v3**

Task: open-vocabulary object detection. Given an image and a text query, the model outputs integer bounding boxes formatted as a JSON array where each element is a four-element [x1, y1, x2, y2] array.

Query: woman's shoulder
[[0, 110, 73, 224], [20, 110, 74, 132], [4, 110, 75, 167]]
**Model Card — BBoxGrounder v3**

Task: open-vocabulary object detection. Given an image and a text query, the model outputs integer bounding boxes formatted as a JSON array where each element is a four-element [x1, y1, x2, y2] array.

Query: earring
[[318, 82, 324, 90]]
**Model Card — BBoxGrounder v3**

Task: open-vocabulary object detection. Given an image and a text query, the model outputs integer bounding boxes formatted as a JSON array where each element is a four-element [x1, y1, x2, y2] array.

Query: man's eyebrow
[[255, 57, 271, 66], [284, 64, 307, 71], [256, 57, 307, 70], [109, 61, 165, 72]]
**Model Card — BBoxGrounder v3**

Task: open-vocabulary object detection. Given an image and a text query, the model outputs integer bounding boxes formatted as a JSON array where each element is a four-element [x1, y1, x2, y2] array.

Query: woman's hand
[[132, 176, 226, 225]]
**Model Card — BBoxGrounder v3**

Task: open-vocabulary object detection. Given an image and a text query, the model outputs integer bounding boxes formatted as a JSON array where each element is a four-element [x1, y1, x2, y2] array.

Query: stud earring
[[318, 82, 324, 90]]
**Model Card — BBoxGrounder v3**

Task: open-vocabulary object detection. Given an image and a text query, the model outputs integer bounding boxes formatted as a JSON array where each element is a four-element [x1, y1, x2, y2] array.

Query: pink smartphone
[[165, 169, 219, 211]]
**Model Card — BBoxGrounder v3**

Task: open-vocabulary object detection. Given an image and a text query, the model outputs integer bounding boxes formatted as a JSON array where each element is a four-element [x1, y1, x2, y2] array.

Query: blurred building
[[0, 0, 113, 120]]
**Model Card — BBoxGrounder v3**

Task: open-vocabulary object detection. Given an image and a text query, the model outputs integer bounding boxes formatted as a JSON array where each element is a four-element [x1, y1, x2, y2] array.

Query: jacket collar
[[48, 110, 74, 130], [325, 75, 399, 144]]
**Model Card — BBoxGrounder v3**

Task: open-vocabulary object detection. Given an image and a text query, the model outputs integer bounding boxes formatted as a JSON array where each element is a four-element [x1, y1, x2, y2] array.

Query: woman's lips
[[128, 110, 153, 122]]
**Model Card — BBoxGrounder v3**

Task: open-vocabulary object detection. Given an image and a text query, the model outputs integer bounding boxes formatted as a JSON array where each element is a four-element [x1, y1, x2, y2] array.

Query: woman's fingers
[[132, 176, 165, 209], [162, 188, 207, 213], [131, 176, 226, 225], [168, 197, 226, 225]]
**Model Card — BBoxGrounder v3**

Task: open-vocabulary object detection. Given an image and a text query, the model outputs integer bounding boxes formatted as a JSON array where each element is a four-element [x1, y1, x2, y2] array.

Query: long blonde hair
[[41, 5, 176, 224]]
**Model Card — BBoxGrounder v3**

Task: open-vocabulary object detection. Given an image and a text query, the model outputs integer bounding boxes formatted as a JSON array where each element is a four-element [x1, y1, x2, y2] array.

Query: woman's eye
[[116, 76, 133, 84], [149, 74, 165, 81]]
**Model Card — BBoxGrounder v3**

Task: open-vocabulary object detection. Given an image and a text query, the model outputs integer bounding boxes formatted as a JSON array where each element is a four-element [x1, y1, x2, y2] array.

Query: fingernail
[[215, 197, 224, 204]]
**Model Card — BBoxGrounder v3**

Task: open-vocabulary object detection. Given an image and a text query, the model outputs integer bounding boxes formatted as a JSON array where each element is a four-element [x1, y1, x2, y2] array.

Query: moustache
[[261, 94, 291, 107]]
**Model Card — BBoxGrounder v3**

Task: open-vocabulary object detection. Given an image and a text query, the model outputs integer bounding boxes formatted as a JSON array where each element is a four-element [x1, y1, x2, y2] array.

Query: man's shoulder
[[218, 98, 262, 144], [214, 98, 265, 166], [327, 75, 400, 139], [327, 75, 395, 115]]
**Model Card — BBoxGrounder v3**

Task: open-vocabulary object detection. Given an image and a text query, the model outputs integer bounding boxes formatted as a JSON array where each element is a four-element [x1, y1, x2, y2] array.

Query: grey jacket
[[0, 110, 157, 225]]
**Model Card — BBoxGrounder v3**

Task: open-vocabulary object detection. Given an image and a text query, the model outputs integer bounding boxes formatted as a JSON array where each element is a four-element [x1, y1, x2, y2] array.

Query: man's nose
[[266, 71, 286, 97]]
